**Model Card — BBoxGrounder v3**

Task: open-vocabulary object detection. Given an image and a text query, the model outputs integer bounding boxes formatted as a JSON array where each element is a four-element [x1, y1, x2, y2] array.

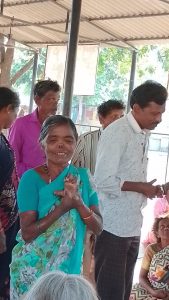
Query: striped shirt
[[72, 129, 101, 175]]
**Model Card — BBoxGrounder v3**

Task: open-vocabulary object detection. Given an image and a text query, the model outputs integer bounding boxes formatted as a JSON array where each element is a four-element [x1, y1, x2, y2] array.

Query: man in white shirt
[[72, 100, 125, 282], [94, 81, 168, 300]]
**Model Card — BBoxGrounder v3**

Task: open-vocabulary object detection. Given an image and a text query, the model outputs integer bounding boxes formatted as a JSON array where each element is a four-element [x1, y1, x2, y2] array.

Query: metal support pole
[[1, 0, 4, 14], [63, 0, 82, 117], [29, 51, 38, 113], [127, 50, 137, 112]]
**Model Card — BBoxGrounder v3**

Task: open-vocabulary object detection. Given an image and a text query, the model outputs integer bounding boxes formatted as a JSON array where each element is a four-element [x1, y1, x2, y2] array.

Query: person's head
[[39, 115, 78, 166], [153, 215, 169, 244], [97, 99, 125, 129], [24, 271, 98, 300], [34, 80, 61, 117], [130, 80, 167, 130], [0, 87, 20, 130]]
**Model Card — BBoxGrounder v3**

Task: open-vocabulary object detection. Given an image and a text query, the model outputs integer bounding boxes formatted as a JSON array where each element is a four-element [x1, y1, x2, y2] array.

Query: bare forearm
[[139, 276, 154, 295], [21, 205, 65, 242], [77, 204, 103, 235], [122, 181, 143, 193]]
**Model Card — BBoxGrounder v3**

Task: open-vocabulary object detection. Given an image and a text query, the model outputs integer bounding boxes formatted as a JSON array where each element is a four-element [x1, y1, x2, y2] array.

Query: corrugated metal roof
[[0, 0, 169, 49]]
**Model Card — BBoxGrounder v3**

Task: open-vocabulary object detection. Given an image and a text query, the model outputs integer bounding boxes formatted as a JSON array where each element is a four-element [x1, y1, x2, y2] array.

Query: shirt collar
[[30, 108, 40, 123], [126, 111, 149, 134]]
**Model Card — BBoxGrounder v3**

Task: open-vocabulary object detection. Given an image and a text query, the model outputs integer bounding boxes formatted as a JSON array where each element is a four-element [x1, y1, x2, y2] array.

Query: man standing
[[9, 80, 60, 178], [72, 99, 125, 282], [94, 81, 167, 300], [72, 99, 125, 174]]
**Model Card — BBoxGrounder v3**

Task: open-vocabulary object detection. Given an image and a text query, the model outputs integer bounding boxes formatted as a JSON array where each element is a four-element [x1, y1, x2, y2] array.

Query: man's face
[[35, 90, 60, 117], [99, 109, 124, 129], [133, 101, 166, 130]]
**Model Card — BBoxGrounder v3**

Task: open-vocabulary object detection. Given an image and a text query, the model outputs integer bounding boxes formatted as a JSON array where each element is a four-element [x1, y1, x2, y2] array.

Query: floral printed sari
[[10, 165, 98, 299]]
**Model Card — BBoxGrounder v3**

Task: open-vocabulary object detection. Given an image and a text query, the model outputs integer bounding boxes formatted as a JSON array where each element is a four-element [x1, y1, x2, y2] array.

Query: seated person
[[130, 214, 169, 300], [24, 271, 98, 300], [142, 194, 169, 248]]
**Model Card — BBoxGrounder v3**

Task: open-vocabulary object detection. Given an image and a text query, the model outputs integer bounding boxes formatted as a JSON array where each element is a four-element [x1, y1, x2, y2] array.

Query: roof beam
[[4, 0, 49, 7], [0, 19, 65, 28], [1, 10, 169, 29], [126, 35, 169, 41], [0, 13, 122, 46], [21, 40, 128, 48], [0, 13, 69, 34], [86, 11, 169, 22], [23, 35, 169, 45], [50, 0, 135, 49]]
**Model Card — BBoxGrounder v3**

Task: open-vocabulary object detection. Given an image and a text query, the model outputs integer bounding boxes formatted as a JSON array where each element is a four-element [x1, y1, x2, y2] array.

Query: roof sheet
[[1, 0, 169, 49]]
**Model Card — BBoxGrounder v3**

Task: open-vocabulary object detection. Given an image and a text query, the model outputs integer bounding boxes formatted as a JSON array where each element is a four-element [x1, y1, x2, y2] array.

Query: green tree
[[12, 47, 46, 95]]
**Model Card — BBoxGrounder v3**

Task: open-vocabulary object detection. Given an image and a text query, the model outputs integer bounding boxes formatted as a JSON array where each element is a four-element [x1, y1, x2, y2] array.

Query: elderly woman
[[0, 87, 20, 299], [25, 271, 98, 300], [130, 214, 169, 300], [10, 115, 102, 299]]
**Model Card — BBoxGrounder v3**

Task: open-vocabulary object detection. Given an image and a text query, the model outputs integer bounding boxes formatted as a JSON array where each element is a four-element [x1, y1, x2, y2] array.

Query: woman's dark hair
[[39, 115, 78, 143], [97, 99, 125, 117], [0, 87, 20, 110], [130, 80, 168, 109], [34, 80, 60, 98]]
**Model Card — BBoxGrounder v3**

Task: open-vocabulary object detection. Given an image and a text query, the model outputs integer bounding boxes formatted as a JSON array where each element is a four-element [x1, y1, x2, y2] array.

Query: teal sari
[[10, 165, 98, 299]]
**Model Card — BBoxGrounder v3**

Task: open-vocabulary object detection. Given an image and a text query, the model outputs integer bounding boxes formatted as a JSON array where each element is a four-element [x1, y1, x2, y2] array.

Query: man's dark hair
[[130, 80, 168, 109], [34, 80, 61, 98], [97, 100, 125, 117], [39, 115, 78, 142], [0, 87, 20, 110]]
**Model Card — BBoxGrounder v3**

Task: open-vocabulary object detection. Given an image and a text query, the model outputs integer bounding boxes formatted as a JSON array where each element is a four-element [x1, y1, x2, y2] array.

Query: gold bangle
[[83, 210, 93, 220]]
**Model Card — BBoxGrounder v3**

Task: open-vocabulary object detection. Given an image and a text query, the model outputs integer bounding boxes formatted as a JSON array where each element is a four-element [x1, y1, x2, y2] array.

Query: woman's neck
[[160, 239, 169, 249], [46, 162, 69, 180]]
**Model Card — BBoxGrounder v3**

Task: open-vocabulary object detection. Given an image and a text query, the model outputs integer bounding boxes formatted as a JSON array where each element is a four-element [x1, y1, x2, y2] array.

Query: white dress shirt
[[94, 112, 150, 237]]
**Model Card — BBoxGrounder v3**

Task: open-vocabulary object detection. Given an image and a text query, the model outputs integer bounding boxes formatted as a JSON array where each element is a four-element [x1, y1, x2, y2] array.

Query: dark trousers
[[94, 230, 140, 300], [0, 219, 19, 300]]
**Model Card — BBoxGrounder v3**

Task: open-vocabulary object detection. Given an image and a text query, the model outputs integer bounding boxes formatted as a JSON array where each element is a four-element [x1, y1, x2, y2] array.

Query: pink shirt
[[9, 109, 45, 178]]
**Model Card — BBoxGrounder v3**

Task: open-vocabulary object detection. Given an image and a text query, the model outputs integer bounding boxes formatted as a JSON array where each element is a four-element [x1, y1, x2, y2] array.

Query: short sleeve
[[17, 169, 39, 212], [141, 244, 155, 271]]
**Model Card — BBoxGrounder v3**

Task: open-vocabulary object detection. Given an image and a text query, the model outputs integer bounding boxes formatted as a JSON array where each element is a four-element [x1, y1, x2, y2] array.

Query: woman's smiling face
[[43, 124, 77, 166]]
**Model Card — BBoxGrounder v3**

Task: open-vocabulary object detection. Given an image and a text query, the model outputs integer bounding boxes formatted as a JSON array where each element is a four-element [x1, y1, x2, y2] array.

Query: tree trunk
[[0, 38, 15, 87], [11, 57, 34, 85], [0, 34, 34, 87]]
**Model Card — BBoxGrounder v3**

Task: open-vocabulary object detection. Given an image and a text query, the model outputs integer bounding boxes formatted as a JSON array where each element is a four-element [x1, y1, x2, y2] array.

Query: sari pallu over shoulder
[[10, 165, 92, 299]]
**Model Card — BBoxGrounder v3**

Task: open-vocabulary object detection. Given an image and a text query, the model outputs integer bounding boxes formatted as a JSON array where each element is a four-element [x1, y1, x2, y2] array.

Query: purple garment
[[8, 109, 46, 178]]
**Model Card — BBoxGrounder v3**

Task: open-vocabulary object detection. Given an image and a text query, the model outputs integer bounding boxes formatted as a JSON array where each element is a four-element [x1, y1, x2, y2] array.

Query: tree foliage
[[72, 45, 169, 108]]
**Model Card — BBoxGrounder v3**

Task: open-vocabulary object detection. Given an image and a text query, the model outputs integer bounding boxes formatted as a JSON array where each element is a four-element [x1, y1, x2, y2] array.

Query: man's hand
[[140, 179, 162, 199]]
